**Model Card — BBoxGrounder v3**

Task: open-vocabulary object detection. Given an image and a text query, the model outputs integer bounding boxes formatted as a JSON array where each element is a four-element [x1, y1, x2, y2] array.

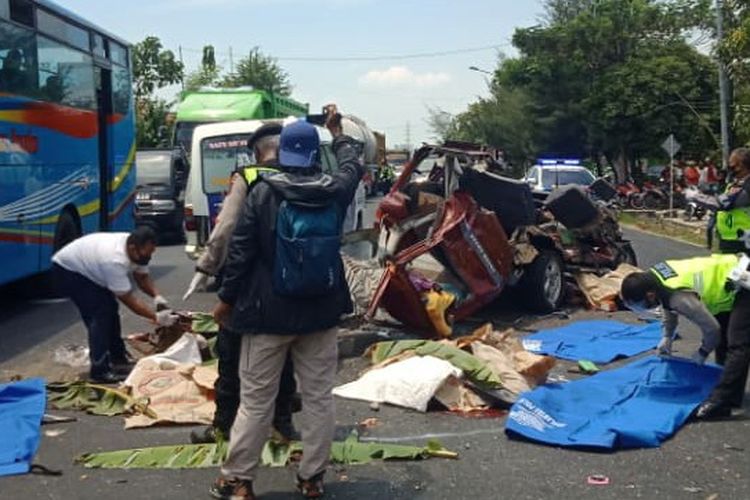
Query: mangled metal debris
[[342, 143, 636, 338]]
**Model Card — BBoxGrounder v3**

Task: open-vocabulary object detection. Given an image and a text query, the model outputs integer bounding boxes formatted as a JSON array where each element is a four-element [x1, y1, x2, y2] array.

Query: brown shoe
[[296, 471, 325, 498], [210, 477, 255, 500]]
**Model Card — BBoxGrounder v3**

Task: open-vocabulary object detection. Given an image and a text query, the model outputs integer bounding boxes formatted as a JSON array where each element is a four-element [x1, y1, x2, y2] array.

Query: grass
[[618, 211, 709, 248]]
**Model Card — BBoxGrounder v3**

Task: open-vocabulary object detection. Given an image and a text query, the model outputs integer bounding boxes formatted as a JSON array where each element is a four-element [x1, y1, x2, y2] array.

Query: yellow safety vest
[[716, 181, 750, 242], [650, 254, 739, 315], [242, 165, 278, 186]]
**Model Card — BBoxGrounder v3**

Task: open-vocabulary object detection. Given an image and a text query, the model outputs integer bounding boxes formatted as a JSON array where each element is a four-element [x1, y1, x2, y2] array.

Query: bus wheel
[[53, 211, 81, 251]]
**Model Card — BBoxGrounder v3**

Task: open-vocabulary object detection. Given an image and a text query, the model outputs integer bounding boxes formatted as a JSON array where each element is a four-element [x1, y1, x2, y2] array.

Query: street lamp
[[468, 65, 492, 76]]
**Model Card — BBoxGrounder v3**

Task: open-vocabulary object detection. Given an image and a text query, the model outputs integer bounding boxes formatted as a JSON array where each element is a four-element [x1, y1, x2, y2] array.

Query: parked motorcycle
[[683, 186, 718, 222], [632, 179, 684, 210], [615, 181, 640, 209]]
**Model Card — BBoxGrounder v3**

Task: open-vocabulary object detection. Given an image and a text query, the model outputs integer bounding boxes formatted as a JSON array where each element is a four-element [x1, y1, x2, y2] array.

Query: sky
[[57, 0, 545, 147]]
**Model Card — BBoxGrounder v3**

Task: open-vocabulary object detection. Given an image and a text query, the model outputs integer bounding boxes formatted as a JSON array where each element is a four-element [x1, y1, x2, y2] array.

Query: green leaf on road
[[77, 432, 457, 469], [192, 312, 219, 335], [47, 382, 154, 418]]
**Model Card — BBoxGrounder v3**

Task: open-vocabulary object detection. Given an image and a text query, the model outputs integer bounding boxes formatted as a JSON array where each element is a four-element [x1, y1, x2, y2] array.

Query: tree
[[132, 36, 183, 147], [185, 45, 222, 91], [449, 87, 537, 174], [450, 0, 718, 181], [719, 0, 750, 145], [222, 47, 292, 95], [136, 98, 172, 148], [425, 106, 455, 142], [132, 36, 183, 102]]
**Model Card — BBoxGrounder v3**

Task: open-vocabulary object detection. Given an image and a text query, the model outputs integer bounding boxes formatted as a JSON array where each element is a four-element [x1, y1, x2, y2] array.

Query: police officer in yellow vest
[[621, 254, 739, 367], [182, 123, 299, 443], [689, 147, 750, 419], [716, 148, 750, 253]]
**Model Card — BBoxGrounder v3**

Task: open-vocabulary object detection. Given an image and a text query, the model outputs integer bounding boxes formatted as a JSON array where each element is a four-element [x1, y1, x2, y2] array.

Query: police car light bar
[[539, 159, 581, 166]]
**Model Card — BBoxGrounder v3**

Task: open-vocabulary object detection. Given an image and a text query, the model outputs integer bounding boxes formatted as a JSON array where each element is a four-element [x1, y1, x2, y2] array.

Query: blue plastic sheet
[[0, 378, 46, 476], [505, 356, 721, 450], [522, 320, 662, 363]]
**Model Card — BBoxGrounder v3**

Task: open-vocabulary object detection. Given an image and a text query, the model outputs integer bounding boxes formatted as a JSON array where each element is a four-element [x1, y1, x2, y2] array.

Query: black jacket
[[218, 135, 365, 334]]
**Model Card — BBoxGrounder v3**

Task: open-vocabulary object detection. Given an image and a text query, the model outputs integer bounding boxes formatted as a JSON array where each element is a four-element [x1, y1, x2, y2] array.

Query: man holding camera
[[210, 106, 365, 499]]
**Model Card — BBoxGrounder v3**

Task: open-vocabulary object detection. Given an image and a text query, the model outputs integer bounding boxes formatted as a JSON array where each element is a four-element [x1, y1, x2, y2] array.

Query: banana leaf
[[77, 441, 229, 469], [369, 340, 502, 389], [47, 382, 155, 418], [77, 432, 457, 469], [192, 313, 219, 335], [330, 432, 457, 463]]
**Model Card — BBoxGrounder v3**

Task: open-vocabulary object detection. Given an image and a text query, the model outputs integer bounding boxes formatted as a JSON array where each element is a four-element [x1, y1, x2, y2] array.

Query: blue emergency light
[[538, 159, 581, 166]]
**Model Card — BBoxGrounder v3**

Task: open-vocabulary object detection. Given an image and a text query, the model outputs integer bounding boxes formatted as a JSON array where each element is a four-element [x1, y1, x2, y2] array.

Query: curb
[[620, 222, 707, 249]]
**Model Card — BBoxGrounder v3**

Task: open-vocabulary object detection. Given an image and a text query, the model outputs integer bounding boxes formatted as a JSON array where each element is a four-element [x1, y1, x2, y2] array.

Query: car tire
[[519, 250, 565, 313], [53, 210, 81, 252]]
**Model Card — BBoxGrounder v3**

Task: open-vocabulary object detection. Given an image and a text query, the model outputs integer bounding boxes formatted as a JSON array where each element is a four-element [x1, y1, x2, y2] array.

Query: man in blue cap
[[210, 106, 365, 500], [184, 123, 300, 445]]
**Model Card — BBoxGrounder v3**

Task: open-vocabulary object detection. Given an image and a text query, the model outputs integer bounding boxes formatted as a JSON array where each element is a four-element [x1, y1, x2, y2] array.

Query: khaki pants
[[221, 328, 338, 481]]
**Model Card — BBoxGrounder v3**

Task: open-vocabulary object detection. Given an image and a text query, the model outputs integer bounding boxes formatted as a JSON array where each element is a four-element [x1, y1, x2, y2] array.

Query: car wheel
[[53, 210, 81, 251], [520, 250, 565, 313]]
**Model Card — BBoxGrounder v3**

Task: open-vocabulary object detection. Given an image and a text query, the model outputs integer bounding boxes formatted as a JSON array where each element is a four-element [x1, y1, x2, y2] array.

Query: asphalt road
[[1, 204, 747, 500]]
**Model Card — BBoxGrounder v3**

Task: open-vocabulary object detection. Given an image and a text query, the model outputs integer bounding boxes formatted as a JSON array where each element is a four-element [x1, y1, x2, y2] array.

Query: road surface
[[1, 208, 746, 500]]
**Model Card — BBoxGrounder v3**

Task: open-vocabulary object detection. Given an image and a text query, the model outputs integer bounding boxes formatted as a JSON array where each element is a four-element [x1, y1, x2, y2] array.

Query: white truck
[[183, 118, 369, 259]]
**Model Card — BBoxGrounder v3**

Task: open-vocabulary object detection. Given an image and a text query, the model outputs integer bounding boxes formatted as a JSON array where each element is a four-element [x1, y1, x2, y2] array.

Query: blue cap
[[279, 120, 320, 168]]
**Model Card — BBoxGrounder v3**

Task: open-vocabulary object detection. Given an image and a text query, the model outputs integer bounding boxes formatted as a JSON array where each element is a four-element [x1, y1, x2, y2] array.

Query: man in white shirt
[[52, 226, 177, 383]]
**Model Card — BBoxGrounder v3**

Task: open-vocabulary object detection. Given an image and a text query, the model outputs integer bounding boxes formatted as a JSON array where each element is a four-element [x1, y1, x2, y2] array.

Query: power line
[[177, 43, 509, 62]]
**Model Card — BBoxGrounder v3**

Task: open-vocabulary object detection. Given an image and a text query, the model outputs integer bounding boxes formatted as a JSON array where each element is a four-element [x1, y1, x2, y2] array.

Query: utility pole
[[178, 45, 185, 90], [405, 121, 411, 153], [716, 0, 731, 169], [229, 46, 234, 77]]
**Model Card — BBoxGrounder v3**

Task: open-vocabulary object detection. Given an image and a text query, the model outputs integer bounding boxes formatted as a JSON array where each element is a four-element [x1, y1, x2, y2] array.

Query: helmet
[[279, 120, 319, 168]]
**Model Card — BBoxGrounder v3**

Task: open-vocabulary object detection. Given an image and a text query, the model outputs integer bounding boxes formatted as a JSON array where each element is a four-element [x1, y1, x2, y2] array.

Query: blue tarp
[[505, 356, 721, 450], [522, 320, 662, 363], [0, 378, 46, 476]]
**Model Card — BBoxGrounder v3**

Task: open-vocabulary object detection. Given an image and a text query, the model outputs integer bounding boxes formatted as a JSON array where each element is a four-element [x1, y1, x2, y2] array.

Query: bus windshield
[[200, 134, 252, 194]]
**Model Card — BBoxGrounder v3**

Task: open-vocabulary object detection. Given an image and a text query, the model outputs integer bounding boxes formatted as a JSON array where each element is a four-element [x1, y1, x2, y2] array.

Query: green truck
[[172, 87, 309, 154]]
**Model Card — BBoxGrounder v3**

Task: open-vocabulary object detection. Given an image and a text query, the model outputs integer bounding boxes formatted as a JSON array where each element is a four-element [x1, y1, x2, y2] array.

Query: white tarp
[[333, 355, 461, 412], [123, 333, 202, 387]]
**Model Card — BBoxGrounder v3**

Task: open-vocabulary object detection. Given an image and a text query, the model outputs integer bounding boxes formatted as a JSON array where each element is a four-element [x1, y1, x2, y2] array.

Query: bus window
[[37, 35, 95, 109], [9, 0, 33, 27], [92, 33, 107, 59], [0, 21, 36, 94], [112, 65, 131, 115], [37, 9, 90, 52], [109, 40, 127, 67]]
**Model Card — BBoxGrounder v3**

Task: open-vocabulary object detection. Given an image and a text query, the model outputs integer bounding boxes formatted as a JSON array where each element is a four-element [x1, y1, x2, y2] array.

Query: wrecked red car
[[366, 144, 636, 337]]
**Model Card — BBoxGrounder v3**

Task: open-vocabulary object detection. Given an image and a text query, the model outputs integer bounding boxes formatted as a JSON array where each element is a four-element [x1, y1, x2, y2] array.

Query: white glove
[[154, 294, 169, 310], [691, 349, 708, 365], [155, 309, 179, 327], [183, 272, 209, 301], [657, 336, 673, 356]]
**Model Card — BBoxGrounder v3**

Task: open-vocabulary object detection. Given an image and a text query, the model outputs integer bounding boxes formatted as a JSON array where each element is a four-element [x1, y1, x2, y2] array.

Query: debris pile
[[334, 324, 556, 413]]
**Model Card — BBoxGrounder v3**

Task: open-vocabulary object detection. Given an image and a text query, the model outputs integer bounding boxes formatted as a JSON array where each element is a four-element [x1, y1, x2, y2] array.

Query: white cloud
[[358, 66, 451, 88]]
